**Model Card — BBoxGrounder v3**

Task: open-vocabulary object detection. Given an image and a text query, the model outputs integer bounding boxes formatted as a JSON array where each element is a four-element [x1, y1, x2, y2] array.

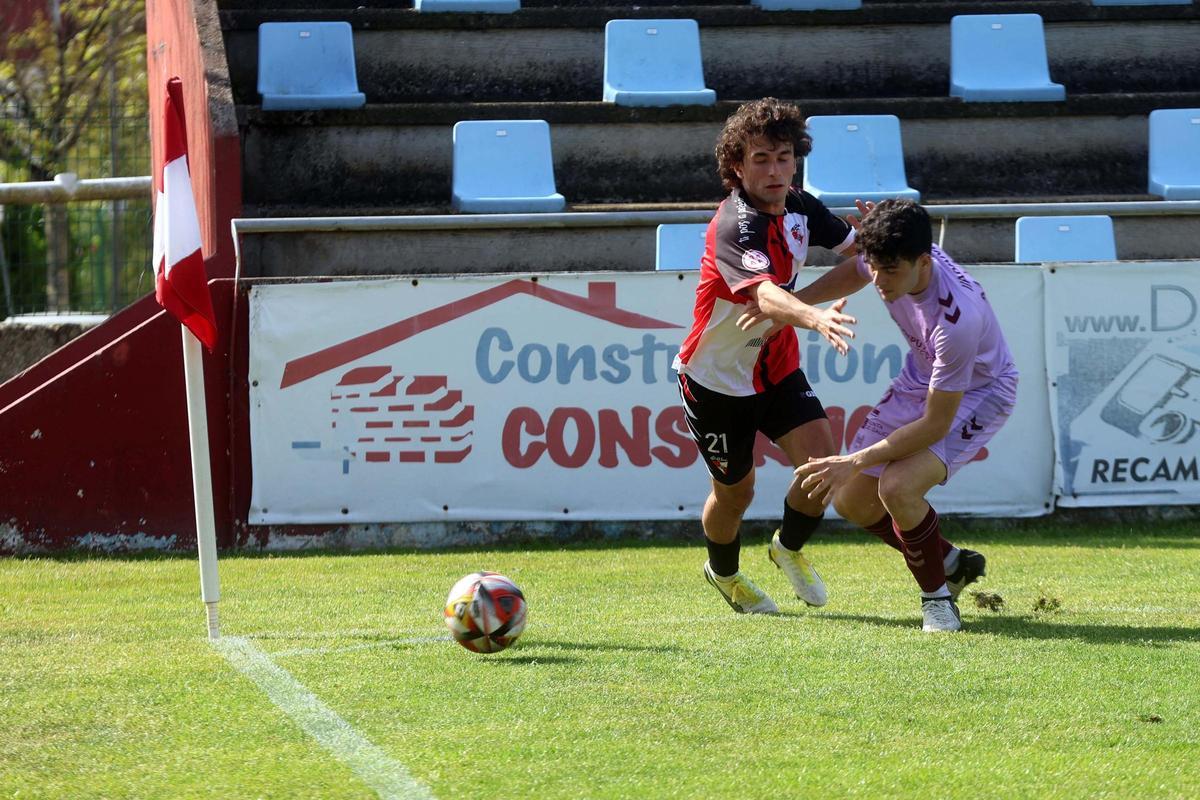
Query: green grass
[[2, 523, 1198, 799]]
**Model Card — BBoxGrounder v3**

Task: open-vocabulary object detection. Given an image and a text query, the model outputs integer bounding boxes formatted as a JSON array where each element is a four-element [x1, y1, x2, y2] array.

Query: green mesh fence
[[1, 112, 151, 317]]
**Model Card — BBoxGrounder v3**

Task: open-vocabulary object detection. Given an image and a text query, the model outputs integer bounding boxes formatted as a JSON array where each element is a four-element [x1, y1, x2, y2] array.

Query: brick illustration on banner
[[314, 367, 474, 474]]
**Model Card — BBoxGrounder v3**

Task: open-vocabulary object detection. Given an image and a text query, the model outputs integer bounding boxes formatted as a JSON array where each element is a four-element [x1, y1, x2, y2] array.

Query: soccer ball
[[443, 571, 527, 653]]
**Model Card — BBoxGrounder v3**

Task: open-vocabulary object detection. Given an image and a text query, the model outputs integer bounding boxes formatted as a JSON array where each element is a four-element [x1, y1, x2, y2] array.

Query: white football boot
[[768, 531, 828, 607], [704, 562, 779, 614], [921, 596, 962, 633]]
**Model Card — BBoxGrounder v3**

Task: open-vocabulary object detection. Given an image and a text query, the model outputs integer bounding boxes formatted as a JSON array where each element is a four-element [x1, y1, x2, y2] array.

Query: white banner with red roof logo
[[1046, 262, 1200, 506], [248, 269, 1052, 524]]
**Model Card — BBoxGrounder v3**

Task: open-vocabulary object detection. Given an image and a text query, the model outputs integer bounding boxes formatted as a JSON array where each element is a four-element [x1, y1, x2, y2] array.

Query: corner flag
[[153, 76, 218, 350], [152, 76, 222, 640]]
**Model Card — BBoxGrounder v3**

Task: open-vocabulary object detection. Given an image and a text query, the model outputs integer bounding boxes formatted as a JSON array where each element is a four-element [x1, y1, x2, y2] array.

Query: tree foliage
[[0, 0, 147, 181]]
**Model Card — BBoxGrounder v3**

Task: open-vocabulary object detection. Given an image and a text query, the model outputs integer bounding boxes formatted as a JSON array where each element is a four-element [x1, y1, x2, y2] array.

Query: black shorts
[[678, 369, 827, 485]]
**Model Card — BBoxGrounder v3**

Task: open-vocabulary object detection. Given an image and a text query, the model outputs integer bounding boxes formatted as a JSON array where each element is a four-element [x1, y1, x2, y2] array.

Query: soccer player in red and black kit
[[674, 98, 859, 614]]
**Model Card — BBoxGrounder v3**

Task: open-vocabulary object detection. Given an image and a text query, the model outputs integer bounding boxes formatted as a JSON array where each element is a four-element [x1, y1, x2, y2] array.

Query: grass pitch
[[2, 522, 1198, 799]]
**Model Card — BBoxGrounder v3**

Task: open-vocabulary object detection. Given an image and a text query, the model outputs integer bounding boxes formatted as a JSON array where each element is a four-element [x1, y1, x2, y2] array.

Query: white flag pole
[[181, 325, 221, 640]]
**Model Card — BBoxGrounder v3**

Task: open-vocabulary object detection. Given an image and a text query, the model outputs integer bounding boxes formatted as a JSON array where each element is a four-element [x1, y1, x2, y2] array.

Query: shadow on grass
[[484, 654, 579, 666], [819, 612, 1200, 646], [482, 638, 684, 666], [525, 638, 684, 655], [262, 633, 681, 652]]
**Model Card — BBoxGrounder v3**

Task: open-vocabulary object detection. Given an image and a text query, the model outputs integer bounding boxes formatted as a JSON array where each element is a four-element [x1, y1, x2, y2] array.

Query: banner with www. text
[[1046, 262, 1200, 506], [247, 268, 1052, 524]]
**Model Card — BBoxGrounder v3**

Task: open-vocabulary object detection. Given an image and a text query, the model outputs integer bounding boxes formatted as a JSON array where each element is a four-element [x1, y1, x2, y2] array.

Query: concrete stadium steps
[[235, 212, 1200, 277], [220, 8, 1200, 103], [223, 0, 1200, 273], [239, 93, 1200, 208], [219, 0, 746, 9]]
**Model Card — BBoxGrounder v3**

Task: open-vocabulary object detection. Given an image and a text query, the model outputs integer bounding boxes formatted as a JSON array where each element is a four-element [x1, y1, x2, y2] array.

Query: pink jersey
[[857, 246, 1018, 397]]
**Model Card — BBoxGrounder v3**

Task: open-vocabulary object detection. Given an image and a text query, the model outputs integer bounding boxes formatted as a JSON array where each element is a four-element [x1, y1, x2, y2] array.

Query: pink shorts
[[850, 378, 1017, 484]]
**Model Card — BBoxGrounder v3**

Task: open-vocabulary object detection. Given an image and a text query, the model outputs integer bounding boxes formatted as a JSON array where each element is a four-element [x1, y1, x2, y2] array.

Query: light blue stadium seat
[[414, 0, 519, 11], [603, 19, 716, 107], [1015, 216, 1117, 262], [802, 115, 920, 207], [1148, 108, 1200, 200], [257, 22, 366, 111], [753, 0, 861, 8], [950, 14, 1065, 102], [655, 224, 709, 271], [452, 120, 566, 213], [1092, 0, 1190, 5]]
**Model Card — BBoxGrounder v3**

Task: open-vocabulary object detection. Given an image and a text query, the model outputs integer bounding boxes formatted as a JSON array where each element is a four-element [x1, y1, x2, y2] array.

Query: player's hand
[[737, 302, 787, 339], [812, 297, 857, 356], [795, 454, 860, 506], [736, 301, 769, 331], [845, 199, 877, 232]]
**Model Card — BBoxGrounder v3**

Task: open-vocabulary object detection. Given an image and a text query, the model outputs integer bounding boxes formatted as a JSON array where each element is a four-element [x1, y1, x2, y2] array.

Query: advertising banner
[[1046, 262, 1200, 506], [248, 268, 1052, 524]]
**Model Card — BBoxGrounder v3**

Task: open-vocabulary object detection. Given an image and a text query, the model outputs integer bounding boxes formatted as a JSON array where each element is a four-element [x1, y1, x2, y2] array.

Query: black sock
[[706, 533, 740, 577], [779, 502, 823, 551]]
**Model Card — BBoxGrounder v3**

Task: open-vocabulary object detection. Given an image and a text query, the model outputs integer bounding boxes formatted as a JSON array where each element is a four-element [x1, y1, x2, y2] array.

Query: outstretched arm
[[794, 256, 871, 306], [794, 388, 965, 505], [739, 281, 858, 355], [795, 198, 876, 305]]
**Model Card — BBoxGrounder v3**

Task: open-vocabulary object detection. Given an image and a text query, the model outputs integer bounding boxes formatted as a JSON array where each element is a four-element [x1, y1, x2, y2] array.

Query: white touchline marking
[[214, 636, 436, 800], [273, 635, 451, 658]]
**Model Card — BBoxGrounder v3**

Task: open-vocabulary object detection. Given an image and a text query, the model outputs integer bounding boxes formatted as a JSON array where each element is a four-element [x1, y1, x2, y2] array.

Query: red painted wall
[[147, 0, 242, 281], [0, 280, 243, 552], [0, 0, 246, 553]]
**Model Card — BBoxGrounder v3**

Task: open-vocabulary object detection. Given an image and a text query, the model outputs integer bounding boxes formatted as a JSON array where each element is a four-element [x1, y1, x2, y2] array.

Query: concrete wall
[[0, 321, 100, 385], [236, 215, 1200, 278]]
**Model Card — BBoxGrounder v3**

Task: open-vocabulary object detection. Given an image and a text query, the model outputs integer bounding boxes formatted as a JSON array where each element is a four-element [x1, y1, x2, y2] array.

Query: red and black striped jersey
[[674, 188, 855, 396]]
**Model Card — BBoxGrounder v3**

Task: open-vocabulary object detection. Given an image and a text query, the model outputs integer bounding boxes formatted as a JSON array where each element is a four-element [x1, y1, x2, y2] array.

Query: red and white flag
[[152, 77, 218, 350]]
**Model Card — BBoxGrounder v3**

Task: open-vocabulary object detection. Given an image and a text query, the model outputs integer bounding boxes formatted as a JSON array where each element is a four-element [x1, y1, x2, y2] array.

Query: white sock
[[943, 546, 961, 572], [922, 583, 950, 599]]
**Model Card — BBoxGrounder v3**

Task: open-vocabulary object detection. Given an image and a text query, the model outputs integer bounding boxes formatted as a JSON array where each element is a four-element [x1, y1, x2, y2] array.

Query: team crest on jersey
[[741, 249, 770, 272], [790, 224, 805, 244]]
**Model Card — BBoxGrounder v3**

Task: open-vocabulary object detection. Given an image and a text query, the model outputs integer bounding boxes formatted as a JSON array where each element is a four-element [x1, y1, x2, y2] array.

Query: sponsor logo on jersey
[[741, 249, 770, 272]]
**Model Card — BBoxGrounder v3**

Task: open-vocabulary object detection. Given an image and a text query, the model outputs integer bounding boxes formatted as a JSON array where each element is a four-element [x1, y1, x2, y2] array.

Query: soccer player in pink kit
[[796, 199, 1018, 632]]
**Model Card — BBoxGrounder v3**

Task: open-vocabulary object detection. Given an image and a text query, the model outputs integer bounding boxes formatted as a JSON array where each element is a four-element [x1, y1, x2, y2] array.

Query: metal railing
[[228, 200, 1200, 239], [230, 200, 1200, 269], [8, 179, 1196, 319], [0, 175, 151, 204], [7, 183, 1194, 240], [0, 174, 153, 318]]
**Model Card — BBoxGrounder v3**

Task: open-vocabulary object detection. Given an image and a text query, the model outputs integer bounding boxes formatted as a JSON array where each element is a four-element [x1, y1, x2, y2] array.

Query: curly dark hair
[[856, 199, 933, 265], [715, 98, 812, 193]]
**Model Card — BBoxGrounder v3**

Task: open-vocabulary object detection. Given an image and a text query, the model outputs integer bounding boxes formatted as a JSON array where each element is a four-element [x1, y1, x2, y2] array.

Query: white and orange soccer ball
[[443, 571, 527, 653]]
